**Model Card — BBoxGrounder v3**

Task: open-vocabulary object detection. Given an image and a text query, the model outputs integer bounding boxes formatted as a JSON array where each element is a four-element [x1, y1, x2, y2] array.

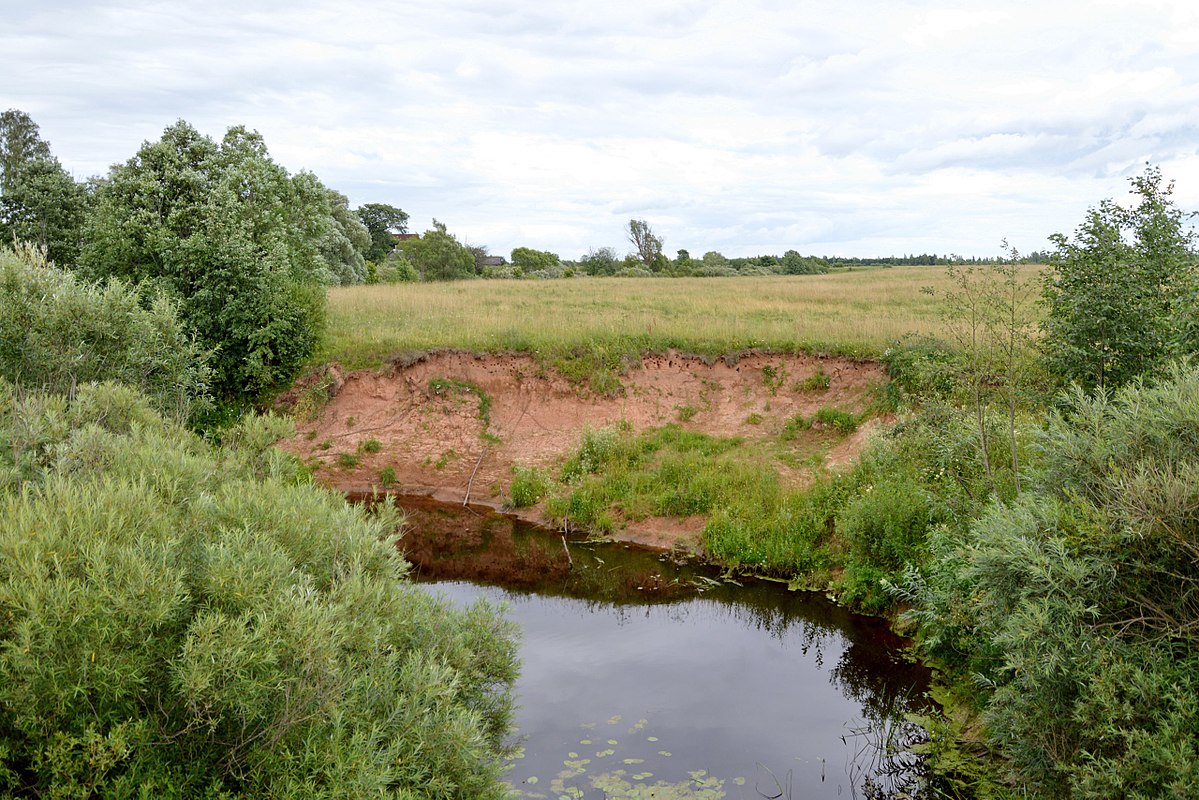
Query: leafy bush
[[1041, 166, 1197, 392], [881, 335, 960, 402], [0, 245, 211, 423], [0, 381, 518, 798], [795, 367, 831, 392], [839, 475, 936, 572], [81, 121, 330, 402], [911, 363, 1199, 796]]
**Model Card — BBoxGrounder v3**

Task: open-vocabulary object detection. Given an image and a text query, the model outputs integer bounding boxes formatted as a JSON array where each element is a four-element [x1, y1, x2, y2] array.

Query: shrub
[[913, 363, 1199, 795], [0, 382, 518, 798], [839, 475, 935, 572], [0, 245, 212, 423], [881, 335, 960, 402]]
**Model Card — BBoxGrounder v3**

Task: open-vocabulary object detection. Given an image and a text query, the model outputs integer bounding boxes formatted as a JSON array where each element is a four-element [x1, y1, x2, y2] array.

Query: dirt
[[279, 350, 888, 550]]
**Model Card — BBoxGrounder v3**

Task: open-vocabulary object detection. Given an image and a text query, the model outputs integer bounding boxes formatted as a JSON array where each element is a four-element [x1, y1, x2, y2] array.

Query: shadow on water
[[358, 494, 942, 799]]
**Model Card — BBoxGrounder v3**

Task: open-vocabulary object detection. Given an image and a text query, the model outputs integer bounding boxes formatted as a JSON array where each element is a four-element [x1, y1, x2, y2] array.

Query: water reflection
[[373, 496, 938, 799]]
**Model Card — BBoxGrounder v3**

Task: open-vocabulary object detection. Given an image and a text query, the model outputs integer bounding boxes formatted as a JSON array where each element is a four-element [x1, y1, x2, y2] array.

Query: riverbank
[[279, 348, 887, 550]]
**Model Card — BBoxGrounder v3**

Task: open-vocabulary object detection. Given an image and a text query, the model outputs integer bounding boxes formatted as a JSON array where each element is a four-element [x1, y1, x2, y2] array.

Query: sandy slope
[[279, 350, 887, 548]]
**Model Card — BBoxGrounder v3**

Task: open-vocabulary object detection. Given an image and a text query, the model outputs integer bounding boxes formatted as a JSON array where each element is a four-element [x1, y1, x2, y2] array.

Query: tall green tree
[[0, 109, 51, 195], [356, 202, 409, 262], [0, 110, 86, 265], [1041, 165, 1197, 391], [314, 185, 370, 284], [399, 220, 476, 281], [579, 246, 619, 276], [82, 121, 330, 401], [627, 218, 664, 271], [509, 246, 560, 271]]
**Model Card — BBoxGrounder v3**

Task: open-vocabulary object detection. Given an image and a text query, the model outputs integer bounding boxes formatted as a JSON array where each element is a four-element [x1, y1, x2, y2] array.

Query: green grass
[[537, 423, 855, 576], [317, 268, 1041, 370]]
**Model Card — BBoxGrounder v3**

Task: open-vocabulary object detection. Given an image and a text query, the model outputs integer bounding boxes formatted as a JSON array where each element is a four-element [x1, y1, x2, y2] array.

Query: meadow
[[318, 266, 1039, 369]]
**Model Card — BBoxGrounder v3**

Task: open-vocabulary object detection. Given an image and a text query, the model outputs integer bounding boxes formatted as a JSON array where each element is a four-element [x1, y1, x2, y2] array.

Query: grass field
[[318, 265, 1042, 370]]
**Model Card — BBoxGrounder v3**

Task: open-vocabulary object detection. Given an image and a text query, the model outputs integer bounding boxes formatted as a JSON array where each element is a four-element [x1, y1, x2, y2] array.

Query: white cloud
[[4, 0, 1199, 258]]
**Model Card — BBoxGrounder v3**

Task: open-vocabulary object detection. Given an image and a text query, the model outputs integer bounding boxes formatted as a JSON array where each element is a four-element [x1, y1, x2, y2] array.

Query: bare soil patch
[[279, 350, 887, 547]]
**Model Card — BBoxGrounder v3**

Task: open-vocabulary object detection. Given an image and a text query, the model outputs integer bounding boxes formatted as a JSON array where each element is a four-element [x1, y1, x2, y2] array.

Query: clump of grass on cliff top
[[317, 268, 1006, 372]]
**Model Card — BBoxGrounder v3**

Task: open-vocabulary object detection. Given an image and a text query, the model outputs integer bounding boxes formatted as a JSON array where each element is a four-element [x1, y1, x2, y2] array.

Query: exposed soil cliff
[[279, 350, 887, 548]]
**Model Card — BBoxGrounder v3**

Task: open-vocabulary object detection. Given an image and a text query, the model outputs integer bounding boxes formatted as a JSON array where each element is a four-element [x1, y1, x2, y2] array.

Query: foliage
[[316, 187, 370, 284], [0, 245, 211, 423], [0, 382, 518, 798], [367, 256, 420, 284], [0, 110, 51, 195], [0, 156, 86, 266], [509, 247, 560, 271], [578, 247, 620, 276], [1041, 165, 1197, 392], [781, 249, 827, 275], [0, 110, 86, 266], [881, 335, 962, 403], [81, 120, 330, 402], [355, 202, 409, 263], [904, 363, 1199, 796], [626, 219, 664, 272], [937, 254, 1039, 495], [398, 220, 476, 281]]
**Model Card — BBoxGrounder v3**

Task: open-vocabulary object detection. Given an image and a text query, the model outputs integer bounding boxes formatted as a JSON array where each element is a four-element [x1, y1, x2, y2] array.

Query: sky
[[4, 0, 1199, 259]]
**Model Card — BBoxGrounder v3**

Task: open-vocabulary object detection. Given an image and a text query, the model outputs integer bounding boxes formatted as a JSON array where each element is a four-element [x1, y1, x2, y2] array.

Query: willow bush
[[0, 380, 518, 799], [0, 245, 211, 423]]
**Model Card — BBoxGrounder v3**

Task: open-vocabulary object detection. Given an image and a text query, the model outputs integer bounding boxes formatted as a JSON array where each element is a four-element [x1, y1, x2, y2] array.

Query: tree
[[0, 110, 86, 265], [938, 250, 1037, 496], [1041, 165, 1197, 391], [82, 121, 330, 401], [510, 247, 560, 271], [0, 155, 86, 265], [579, 246, 619, 276], [781, 249, 826, 275], [356, 202, 409, 262], [316, 186, 370, 284], [0, 109, 51, 195], [627, 219, 664, 271], [398, 220, 475, 281]]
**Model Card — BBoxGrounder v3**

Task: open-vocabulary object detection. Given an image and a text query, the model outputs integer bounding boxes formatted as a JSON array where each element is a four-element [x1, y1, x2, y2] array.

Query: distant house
[[481, 255, 506, 267]]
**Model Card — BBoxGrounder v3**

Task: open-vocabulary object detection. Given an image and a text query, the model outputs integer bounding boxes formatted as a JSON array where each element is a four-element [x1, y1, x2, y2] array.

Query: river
[[394, 498, 937, 800]]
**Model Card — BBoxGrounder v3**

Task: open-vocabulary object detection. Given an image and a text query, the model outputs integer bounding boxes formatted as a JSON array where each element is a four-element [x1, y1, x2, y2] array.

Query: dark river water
[[391, 498, 937, 800]]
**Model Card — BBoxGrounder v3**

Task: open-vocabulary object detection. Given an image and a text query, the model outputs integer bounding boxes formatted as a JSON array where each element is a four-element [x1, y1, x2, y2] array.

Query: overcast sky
[[4, 0, 1199, 259]]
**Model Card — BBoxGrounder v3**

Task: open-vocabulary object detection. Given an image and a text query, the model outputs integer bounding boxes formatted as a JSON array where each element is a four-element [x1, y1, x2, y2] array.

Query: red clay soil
[[278, 350, 888, 549]]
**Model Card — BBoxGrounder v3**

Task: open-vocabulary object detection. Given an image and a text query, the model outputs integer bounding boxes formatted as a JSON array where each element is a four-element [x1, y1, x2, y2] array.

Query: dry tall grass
[[320, 266, 1041, 368]]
